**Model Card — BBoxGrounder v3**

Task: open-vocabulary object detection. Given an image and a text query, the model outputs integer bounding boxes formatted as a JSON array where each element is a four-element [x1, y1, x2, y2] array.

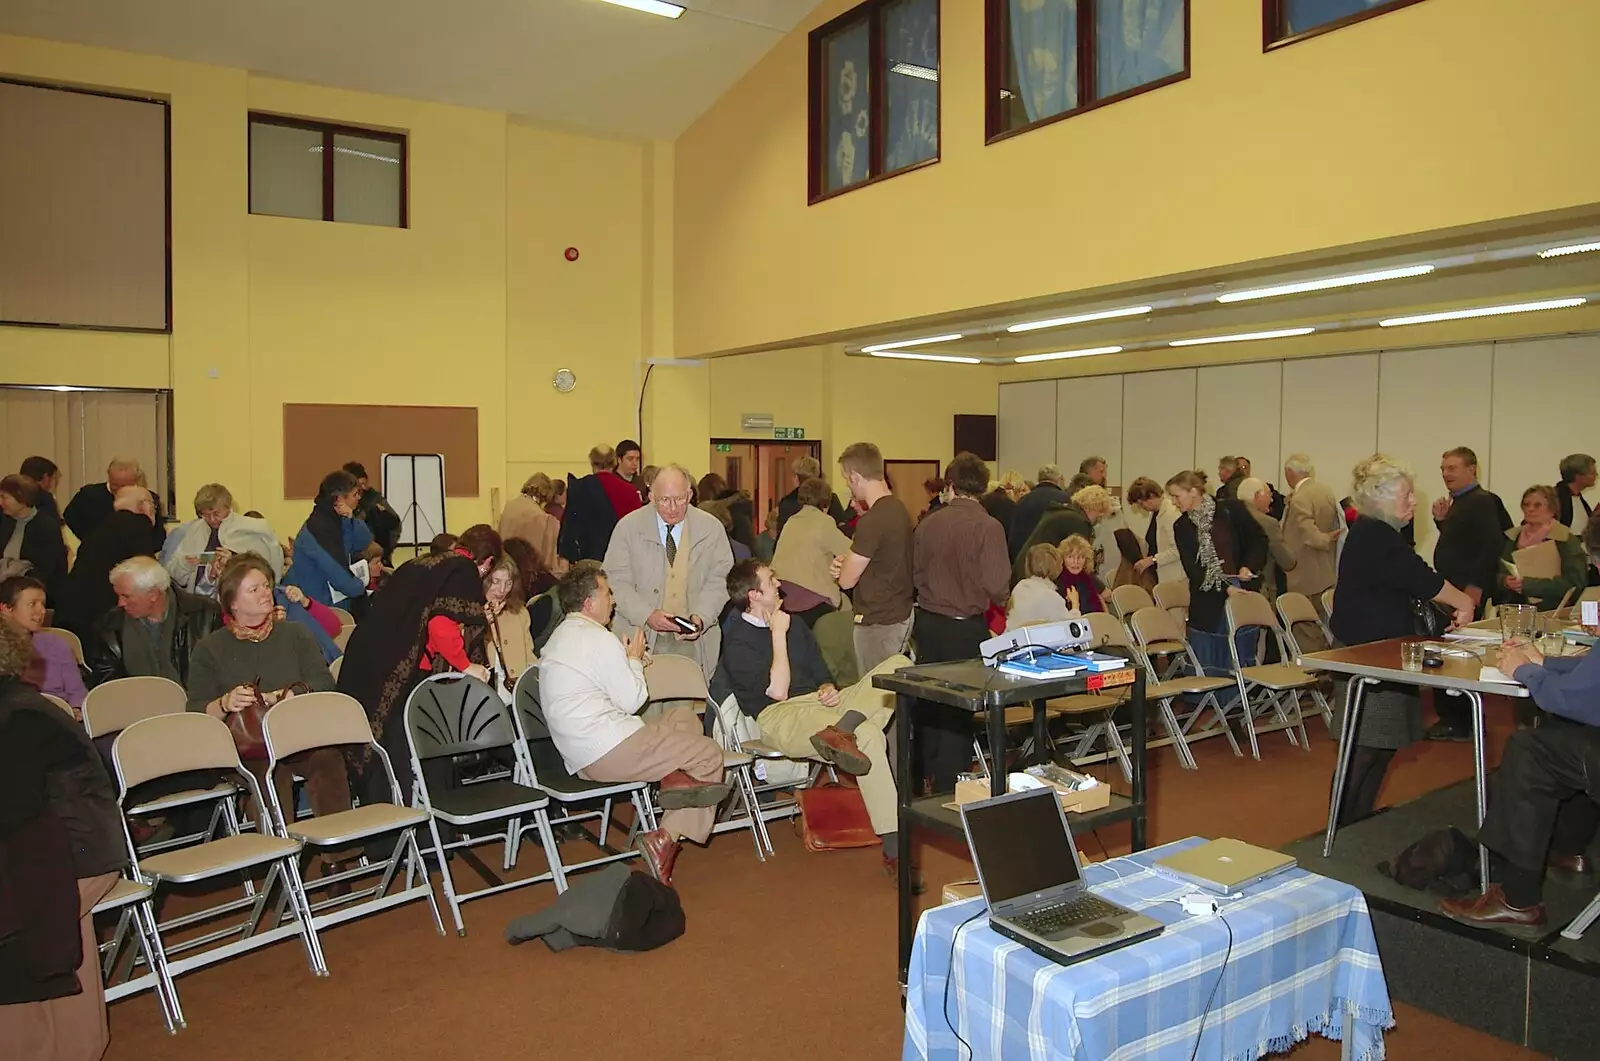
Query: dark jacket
[[1172, 497, 1269, 634], [63, 482, 165, 553], [1557, 484, 1593, 534], [1331, 516, 1446, 647], [1012, 502, 1095, 584], [83, 588, 223, 687], [981, 490, 1017, 529], [355, 487, 402, 565], [558, 473, 619, 562], [504, 863, 684, 953], [1433, 484, 1512, 603], [55, 509, 157, 635], [0, 508, 68, 605], [775, 487, 849, 537], [1007, 482, 1066, 559]]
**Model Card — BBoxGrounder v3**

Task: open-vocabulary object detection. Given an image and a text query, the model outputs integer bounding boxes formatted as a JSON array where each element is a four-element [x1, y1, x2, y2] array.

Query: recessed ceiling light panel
[[596, 0, 685, 18], [868, 351, 982, 364]]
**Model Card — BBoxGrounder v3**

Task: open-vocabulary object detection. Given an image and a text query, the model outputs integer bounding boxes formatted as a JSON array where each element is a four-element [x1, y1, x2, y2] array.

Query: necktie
[[665, 526, 677, 565]]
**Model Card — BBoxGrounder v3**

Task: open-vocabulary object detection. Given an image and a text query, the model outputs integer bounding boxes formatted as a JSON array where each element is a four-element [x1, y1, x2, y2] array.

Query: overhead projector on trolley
[[980, 618, 1093, 669]]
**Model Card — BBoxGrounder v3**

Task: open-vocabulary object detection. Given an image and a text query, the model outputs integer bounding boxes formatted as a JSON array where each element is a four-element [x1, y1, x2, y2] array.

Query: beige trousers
[[0, 871, 119, 1061], [580, 707, 725, 845], [853, 618, 912, 678], [754, 655, 911, 835]]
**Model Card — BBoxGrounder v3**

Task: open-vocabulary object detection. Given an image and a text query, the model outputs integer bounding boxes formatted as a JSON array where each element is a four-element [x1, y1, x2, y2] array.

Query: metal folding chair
[[1153, 580, 1190, 628], [710, 691, 818, 857], [42, 625, 85, 665], [42, 692, 77, 717], [1276, 591, 1337, 731], [1106, 584, 1156, 622], [1129, 606, 1243, 762], [95, 876, 183, 1033], [1225, 590, 1317, 759]]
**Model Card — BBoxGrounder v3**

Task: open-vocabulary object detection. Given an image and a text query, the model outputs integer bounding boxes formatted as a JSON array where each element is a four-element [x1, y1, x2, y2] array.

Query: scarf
[[304, 500, 349, 568], [3, 507, 35, 561], [224, 612, 276, 642], [1187, 494, 1228, 592]]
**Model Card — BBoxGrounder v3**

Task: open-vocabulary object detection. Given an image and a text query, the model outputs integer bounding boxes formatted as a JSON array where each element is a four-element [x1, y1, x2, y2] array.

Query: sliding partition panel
[[1120, 368, 1196, 489], [1056, 374, 1124, 486], [997, 380, 1059, 479], [1279, 353, 1379, 496], [1377, 344, 1493, 561], [1489, 336, 1600, 510], [1193, 362, 1282, 489]]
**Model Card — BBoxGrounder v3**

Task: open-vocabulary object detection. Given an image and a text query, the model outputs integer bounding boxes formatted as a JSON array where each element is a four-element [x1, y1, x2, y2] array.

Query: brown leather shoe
[[810, 726, 872, 775], [1438, 884, 1547, 938], [1548, 852, 1593, 877], [657, 770, 731, 810], [633, 828, 680, 887]]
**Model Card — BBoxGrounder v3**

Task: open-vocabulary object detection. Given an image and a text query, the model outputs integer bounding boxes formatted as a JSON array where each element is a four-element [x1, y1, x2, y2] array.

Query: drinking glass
[[1500, 603, 1539, 647], [1400, 641, 1425, 672]]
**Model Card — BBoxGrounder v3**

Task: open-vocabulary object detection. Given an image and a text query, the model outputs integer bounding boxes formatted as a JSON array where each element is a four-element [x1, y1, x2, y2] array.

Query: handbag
[[794, 781, 877, 851], [1409, 598, 1450, 638], [226, 677, 310, 761]]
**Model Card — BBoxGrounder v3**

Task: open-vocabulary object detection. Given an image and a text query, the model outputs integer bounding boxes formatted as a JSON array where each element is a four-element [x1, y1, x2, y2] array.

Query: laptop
[[961, 788, 1163, 965], [1156, 838, 1297, 894]]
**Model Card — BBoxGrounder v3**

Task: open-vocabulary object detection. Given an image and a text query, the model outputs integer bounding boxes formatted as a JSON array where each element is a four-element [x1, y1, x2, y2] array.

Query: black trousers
[[1477, 724, 1600, 893], [910, 609, 989, 794]]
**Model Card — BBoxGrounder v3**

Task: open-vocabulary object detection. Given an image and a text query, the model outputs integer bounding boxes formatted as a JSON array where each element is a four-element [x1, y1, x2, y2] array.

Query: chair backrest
[[1225, 589, 1280, 634], [529, 591, 561, 651], [42, 626, 85, 666], [1153, 580, 1189, 612], [82, 676, 188, 739], [264, 691, 375, 761], [1128, 606, 1205, 678], [644, 652, 710, 704], [328, 607, 356, 628], [1581, 586, 1600, 605], [1275, 591, 1320, 628], [333, 627, 354, 652], [1106, 585, 1155, 621], [1084, 611, 1131, 652], [403, 673, 517, 762], [41, 693, 77, 717], [510, 664, 579, 785], [113, 712, 247, 793], [1322, 587, 1336, 617], [329, 655, 343, 681]]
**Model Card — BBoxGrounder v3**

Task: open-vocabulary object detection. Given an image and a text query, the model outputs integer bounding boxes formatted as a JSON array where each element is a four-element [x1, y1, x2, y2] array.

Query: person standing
[[18, 456, 62, 526], [1236, 478, 1296, 603], [499, 473, 565, 576], [832, 443, 915, 675], [617, 439, 649, 504], [55, 486, 159, 637], [62, 456, 143, 542], [1557, 453, 1596, 540], [774, 455, 849, 536], [1165, 471, 1268, 677], [342, 462, 402, 567], [1281, 454, 1344, 605], [912, 454, 1012, 793], [1007, 464, 1066, 560], [558, 445, 643, 563]]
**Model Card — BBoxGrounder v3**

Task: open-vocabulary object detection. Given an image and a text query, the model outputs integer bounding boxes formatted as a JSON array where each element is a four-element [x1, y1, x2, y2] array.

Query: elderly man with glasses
[[602, 464, 734, 683]]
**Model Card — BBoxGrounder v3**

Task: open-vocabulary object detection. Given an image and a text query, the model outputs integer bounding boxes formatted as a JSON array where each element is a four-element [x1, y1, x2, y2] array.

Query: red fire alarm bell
[[564, 247, 580, 262]]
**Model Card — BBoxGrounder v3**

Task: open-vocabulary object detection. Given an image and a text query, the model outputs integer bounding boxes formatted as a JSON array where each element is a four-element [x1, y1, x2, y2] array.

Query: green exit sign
[[774, 426, 806, 440], [714, 443, 732, 452]]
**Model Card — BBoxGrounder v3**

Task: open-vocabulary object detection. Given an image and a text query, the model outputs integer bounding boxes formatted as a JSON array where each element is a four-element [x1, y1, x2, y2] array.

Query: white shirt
[[537, 613, 649, 774], [657, 514, 683, 551]]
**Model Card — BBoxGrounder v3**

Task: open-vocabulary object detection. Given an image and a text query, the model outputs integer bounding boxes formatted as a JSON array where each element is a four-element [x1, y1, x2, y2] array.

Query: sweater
[[1514, 652, 1600, 727], [184, 621, 335, 713], [712, 612, 834, 718], [1433, 483, 1512, 599], [283, 516, 373, 607]]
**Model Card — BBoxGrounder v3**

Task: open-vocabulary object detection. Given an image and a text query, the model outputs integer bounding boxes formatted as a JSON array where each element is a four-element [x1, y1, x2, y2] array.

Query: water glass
[[1400, 641, 1425, 672], [1500, 603, 1539, 647]]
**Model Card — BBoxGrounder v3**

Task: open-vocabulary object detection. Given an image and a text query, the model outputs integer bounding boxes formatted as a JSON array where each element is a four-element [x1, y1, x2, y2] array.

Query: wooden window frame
[[807, 0, 943, 205], [247, 113, 409, 228], [984, 0, 1191, 145], [1263, 0, 1430, 51]]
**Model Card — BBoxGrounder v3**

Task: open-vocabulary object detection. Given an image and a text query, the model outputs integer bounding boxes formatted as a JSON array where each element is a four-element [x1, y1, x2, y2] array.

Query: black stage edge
[[1283, 779, 1600, 1060]]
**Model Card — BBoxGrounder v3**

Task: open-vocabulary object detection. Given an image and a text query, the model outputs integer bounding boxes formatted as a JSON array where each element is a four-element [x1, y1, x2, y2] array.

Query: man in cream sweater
[[539, 560, 728, 887]]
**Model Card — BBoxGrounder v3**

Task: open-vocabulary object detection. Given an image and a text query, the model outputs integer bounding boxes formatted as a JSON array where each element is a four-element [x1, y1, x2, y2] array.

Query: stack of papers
[[1479, 666, 1520, 684], [997, 646, 1085, 680], [1054, 650, 1130, 672]]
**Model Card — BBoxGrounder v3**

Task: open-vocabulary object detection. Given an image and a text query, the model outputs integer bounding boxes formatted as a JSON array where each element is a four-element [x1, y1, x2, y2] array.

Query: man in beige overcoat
[[1281, 453, 1345, 606]]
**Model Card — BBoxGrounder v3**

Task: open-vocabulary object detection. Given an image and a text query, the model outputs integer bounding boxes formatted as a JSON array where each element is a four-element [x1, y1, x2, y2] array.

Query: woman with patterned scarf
[[1165, 470, 1268, 677], [337, 524, 503, 810]]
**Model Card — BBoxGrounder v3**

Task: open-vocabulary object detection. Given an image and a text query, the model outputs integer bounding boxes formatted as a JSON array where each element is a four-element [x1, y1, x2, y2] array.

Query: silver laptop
[[1156, 838, 1297, 894], [961, 788, 1163, 965]]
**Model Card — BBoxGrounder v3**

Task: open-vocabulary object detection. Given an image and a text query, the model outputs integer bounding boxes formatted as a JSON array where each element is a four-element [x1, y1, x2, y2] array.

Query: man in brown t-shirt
[[831, 443, 914, 676]]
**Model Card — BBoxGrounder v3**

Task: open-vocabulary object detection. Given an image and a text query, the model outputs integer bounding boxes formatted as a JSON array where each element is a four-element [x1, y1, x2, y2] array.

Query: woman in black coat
[[1164, 470, 1268, 675], [0, 474, 68, 607]]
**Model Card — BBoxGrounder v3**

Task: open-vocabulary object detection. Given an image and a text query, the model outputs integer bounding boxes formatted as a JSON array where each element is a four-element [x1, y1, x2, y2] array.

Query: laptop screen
[[965, 791, 1081, 904]]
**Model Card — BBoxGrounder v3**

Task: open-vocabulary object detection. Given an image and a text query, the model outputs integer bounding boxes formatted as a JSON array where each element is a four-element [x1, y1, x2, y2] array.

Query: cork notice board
[[282, 403, 479, 499]]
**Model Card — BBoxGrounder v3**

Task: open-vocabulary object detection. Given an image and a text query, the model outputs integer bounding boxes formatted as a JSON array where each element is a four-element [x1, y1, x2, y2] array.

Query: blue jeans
[[1188, 619, 1257, 712]]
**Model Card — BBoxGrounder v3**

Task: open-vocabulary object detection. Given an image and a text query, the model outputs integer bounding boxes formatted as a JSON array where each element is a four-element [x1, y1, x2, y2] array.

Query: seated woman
[[0, 474, 68, 605], [484, 557, 536, 704], [163, 483, 234, 596], [282, 470, 376, 613], [1007, 544, 1075, 630], [1498, 485, 1588, 611], [771, 476, 854, 628], [1056, 534, 1104, 614], [187, 554, 352, 873], [1013, 484, 1115, 582], [0, 575, 87, 712], [504, 538, 557, 650]]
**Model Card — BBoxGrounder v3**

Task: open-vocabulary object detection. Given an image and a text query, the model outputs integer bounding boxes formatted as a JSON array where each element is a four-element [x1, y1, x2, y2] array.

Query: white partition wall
[[1490, 335, 1600, 505], [1121, 368, 1197, 488], [997, 380, 1058, 478], [1194, 362, 1282, 487], [1056, 375, 1124, 485], [1281, 354, 1379, 495]]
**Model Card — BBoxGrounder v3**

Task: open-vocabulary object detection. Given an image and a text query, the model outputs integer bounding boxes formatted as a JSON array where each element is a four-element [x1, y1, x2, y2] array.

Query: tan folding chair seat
[[138, 833, 303, 882], [94, 876, 184, 1033]]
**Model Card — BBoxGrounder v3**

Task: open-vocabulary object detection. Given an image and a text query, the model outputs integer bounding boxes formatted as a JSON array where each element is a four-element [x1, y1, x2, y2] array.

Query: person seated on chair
[[1006, 544, 1076, 630], [711, 558, 911, 881], [0, 575, 87, 712], [483, 557, 536, 704], [539, 560, 728, 887], [82, 556, 222, 688], [1437, 623, 1600, 935]]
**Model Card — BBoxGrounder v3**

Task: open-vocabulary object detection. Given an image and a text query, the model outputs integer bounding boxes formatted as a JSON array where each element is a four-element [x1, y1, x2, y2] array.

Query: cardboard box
[[952, 772, 1112, 814], [941, 880, 983, 905]]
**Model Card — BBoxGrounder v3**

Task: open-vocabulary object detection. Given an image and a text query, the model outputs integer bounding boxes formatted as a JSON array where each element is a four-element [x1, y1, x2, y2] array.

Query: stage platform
[[1283, 779, 1600, 1059]]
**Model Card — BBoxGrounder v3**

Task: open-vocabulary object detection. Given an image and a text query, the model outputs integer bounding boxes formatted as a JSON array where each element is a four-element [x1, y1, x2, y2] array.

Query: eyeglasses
[[656, 495, 691, 507]]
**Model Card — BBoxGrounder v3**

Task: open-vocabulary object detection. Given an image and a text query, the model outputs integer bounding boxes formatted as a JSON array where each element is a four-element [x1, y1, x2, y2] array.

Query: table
[[902, 837, 1394, 1061], [873, 659, 1149, 987], [1298, 637, 1531, 890]]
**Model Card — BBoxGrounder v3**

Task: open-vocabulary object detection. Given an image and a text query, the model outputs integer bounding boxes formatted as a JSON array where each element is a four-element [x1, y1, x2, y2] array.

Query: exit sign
[[774, 426, 806, 440], [714, 443, 731, 452]]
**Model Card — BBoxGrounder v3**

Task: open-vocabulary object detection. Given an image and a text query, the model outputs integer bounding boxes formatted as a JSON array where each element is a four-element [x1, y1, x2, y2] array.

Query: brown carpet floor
[[107, 696, 1553, 1061]]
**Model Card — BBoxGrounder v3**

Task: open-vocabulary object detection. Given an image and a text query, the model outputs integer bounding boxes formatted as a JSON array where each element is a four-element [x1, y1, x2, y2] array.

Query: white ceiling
[[0, 0, 823, 139]]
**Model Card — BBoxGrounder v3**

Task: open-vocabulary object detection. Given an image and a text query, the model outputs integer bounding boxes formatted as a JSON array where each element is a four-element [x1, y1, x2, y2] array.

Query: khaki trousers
[[754, 655, 911, 835], [853, 617, 911, 677], [0, 872, 118, 1061], [580, 708, 725, 845]]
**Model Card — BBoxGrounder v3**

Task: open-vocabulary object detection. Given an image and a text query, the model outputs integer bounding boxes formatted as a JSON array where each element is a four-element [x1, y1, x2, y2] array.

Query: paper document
[[331, 560, 371, 604], [1478, 666, 1521, 684], [1512, 540, 1561, 580]]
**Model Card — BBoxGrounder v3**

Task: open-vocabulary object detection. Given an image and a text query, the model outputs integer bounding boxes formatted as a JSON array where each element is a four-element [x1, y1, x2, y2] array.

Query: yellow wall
[[675, 0, 1600, 357]]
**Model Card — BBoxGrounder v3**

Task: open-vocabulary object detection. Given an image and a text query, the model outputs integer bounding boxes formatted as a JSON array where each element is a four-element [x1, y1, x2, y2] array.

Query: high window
[[249, 114, 407, 228]]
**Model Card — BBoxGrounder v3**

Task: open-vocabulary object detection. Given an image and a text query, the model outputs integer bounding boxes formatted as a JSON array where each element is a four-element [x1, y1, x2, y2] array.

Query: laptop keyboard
[[1012, 894, 1121, 936]]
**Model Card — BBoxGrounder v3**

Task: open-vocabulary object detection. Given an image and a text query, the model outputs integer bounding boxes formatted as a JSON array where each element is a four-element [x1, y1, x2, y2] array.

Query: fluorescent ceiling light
[[1168, 327, 1316, 348], [1007, 305, 1152, 333], [1216, 264, 1434, 303], [1539, 241, 1600, 259], [1014, 345, 1123, 364], [596, 0, 684, 17], [890, 62, 939, 81], [1379, 297, 1588, 328], [859, 333, 963, 353], [868, 351, 982, 364]]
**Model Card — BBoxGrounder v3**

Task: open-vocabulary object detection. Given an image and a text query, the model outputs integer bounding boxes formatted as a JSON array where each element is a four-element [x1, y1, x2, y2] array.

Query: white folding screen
[[1280, 353, 1379, 496], [1120, 368, 1197, 488], [1489, 335, 1600, 508], [1194, 362, 1282, 487], [996, 380, 1057, 479], [1056, 375, 1123, 484]]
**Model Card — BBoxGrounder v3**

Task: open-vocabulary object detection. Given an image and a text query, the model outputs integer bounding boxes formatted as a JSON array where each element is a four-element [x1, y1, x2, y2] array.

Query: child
[[1057, 534, 1104, 614], [1006, 543, 1077, 630]]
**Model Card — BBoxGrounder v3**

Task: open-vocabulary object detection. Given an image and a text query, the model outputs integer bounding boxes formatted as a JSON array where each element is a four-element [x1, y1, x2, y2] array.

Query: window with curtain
[[988, 0, 1187, 141], [809, 0, 941, 203], [249, 114, 407, 228], [1265, 0, 1426, 47]]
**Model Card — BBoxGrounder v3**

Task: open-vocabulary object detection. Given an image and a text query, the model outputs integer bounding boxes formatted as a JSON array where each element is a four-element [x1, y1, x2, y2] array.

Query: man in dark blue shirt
[[1439, 629, 1600, 935]]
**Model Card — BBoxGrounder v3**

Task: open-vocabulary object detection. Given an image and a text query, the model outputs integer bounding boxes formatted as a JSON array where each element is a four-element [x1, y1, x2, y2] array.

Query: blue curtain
[[824, 21, 871, 192], [1095, 0, 1184, 99], [1009, 0, 1079, 124], [1285, 0, 1387, 35], [884, 0, 939, 172]]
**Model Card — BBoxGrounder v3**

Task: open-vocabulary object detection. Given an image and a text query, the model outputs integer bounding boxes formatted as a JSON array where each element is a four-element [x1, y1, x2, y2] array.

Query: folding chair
[[404, 673, 565, 935], [709, 691, 815, 857], [1276, 592, 1337, 731], [333, 627, 354, 653], [643, 654, 766, 861], [508, 666, 655, 875], [1106, 584, 1156, 622], [327, 606, 356, 629], [42, 692, 77, 717], [328, 655, 343, 682], [1153, 580, 1190, 628], [43, 625, 85, 665], [262, 692, 443, 934], [1322, 587, 1336, 620], [1129, 606, 1242, 762], [112, 713, 327, 984], [84, 677, 239, 853], [1580, 586, 1600, 605], [95, 876, 183, 1033], [1225, 590, 1317, 759]]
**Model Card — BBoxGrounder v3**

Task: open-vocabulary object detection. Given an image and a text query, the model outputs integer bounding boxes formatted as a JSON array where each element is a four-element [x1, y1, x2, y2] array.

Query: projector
[[980, 618, 1093, 667]]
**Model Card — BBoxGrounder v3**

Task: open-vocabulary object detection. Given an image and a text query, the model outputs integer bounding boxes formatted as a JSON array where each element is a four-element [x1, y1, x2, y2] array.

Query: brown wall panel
[[282, 403, 479, 499]]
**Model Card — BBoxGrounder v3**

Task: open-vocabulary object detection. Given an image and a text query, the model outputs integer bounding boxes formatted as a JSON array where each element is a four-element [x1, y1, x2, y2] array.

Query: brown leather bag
[[794, 781, 877, 851], [226, 677, 310, 761]]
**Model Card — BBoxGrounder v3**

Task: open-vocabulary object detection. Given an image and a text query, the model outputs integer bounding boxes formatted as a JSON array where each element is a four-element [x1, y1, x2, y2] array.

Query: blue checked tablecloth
[[903, 837, 1393, 1061]]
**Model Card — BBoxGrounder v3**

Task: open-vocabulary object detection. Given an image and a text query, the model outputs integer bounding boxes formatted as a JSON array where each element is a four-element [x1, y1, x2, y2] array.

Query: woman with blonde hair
[[483, 556, 536, 703], [1012, 484, 1114, 581], [1006, 544, 1074, 629], [1056, 534, 1104, 614], [982, 470, 1028, 528], [1166, 469, 1267, 675], [499, 472, 564, 575]]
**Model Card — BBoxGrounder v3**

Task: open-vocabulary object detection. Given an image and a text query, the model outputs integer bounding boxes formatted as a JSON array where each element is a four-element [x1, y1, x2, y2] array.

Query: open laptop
[[1156, 838, 1297, 894], [961, 788, 1163, 965]]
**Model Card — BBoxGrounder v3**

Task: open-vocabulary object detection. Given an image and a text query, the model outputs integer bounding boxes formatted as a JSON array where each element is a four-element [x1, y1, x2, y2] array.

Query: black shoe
[[1425, 721, 1471, 743]]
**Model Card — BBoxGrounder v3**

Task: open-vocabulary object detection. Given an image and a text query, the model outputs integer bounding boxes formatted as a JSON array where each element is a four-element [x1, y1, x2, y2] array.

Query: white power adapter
[[1180, 893, 1221, 918]]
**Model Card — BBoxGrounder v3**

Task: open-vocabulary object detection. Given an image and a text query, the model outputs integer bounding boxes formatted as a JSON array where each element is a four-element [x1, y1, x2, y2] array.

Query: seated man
[[1439, 627, 1600, 935], [83, 556, 222, 688], [711, 558, 910, 879], [538, 560, 729, 887]]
